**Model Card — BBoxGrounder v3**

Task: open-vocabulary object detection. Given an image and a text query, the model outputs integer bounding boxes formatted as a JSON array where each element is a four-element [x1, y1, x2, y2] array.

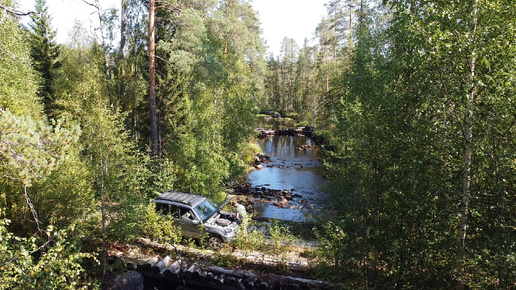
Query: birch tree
[[387, 0, 516, 286]]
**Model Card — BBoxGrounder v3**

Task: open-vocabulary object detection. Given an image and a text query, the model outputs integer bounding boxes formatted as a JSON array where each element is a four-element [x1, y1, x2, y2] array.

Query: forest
[[0, 0, 515, 288]]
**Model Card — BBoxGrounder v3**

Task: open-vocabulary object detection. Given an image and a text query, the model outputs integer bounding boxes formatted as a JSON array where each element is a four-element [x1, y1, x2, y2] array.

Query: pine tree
[[28, 0, 60, 119], [279, 37, 298, 112]]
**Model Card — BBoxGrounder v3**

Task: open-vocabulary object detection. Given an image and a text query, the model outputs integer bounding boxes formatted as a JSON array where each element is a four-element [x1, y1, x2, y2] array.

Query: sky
[[18, 0, 328, 56], [250, 0, 328, 56]]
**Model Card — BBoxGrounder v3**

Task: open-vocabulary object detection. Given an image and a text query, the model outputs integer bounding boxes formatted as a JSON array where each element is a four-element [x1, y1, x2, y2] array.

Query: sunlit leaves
[[0, 0, 41, 118], [0, 217, 95, 289], [154, 0, 264, 196], [0, 109, 80, 187], [315, 0, 516, 287]]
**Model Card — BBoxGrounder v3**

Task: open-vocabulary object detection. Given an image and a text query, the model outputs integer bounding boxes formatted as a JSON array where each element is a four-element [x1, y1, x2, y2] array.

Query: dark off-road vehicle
[[151, 191, 239, 247]]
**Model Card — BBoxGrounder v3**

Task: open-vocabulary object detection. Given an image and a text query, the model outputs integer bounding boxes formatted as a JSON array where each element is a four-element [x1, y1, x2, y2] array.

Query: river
[[247, 135, 327, 222]]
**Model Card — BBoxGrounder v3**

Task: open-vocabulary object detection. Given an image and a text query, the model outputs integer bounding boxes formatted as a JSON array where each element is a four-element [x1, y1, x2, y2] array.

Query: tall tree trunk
[[100, 160, 107, 279], [119, 0, 127, 109], [348, 0, 353, 44], [149, 0, 158, 157], [281, 64, 286, 111], [120, 0, 127, 55], [288, 77, 293, 110], [91, 0, 111, 89], [326, 71, 329, 93], [458, 2, 478, 288]]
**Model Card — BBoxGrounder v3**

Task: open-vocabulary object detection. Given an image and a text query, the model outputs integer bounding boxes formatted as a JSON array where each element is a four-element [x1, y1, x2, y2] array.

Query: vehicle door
[[178, 207, 201, 238]]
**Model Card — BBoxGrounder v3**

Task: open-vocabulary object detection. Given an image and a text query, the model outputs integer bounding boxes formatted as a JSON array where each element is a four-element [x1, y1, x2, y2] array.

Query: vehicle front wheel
[[208, 235, 223, 248]]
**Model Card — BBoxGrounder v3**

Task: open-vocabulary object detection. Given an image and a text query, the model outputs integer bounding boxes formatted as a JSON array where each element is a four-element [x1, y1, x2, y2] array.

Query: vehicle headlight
[[223, 228, 233, 234]]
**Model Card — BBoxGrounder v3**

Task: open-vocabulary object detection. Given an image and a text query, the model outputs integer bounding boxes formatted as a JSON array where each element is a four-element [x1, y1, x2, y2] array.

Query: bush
[[141, 204, 182, 245], [0, 218, 96, 289]]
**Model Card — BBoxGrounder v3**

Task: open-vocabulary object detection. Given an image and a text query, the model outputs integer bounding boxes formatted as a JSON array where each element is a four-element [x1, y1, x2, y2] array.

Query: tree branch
[[0, 4, 35, 17], [80, 0, 99, 9], [0, 40, 31, 64], [155, 5, 181, 16]]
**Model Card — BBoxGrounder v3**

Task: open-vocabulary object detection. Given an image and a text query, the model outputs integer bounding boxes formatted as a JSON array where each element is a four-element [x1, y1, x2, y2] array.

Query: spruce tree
[[28, 0, 60, 119]]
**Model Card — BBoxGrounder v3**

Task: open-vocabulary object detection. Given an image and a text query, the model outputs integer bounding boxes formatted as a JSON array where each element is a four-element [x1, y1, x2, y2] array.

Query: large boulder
[[273, 196, 290, 208], [112, 271, 144, 290]]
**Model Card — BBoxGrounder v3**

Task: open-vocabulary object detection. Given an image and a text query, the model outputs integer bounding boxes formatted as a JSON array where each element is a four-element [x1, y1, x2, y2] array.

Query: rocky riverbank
[[229, 182, 316, 214], [255, 126, 315, 139]]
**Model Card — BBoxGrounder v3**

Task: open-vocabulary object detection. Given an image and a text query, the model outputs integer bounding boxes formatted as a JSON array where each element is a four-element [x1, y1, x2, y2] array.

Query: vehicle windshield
[[193, 199, 217, 222]]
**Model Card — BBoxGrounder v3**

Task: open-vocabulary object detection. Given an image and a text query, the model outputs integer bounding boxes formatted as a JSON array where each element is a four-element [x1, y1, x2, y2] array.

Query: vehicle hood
[[217, 197, 233, 212]]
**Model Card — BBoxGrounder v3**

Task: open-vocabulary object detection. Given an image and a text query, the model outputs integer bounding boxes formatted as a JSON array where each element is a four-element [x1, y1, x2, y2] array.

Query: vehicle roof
[[153, 191, 207, 207]]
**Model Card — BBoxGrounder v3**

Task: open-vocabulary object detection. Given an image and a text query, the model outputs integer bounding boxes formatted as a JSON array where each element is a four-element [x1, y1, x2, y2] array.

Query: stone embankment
[[230, 183, 316, 217]]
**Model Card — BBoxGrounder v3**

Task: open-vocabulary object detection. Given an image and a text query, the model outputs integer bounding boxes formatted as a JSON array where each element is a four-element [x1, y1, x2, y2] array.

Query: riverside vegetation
[[0, 0, 515, 288]]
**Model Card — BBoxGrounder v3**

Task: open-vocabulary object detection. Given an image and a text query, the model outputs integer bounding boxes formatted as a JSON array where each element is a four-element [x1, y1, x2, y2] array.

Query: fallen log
[[133, 257, 330, 289], [163, 260, 181, 279], [225, 275, 237, 285], [243, 278, 256, 290], [204, 271, 214, 281], [208, 266, 330, 289], [185, 265, 196, 279], [152, 256, 170, 275], [258, 280, 269, 290], [266, 273, 330, 289], [213, 274, 225, 286], [208, 266, 252, 279], [193, 267, 205, 280], [235, 278, 245, 290], [287, 284, 302, 290]]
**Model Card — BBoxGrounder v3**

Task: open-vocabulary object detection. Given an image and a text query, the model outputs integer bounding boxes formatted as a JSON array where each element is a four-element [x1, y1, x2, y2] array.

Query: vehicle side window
[[168, 206, 179, 218], [156, 203, 169, 215], [156, 203, 179, 218], [179, 208, 195, 221]]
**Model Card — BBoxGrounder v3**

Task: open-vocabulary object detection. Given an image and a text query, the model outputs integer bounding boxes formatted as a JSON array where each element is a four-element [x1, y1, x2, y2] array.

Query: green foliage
[[0, 217, 96, 289], [141, 204, 182, 245], [240, 142, 262, 166], [28, 0, 61, 119], [153, 0, 265, 196], [314, 221, 347, 269], [232, 221, 297, 254], [231, 226, 263, 251], [384, 0, 516, 287], [0, 0, 265, 286], [32, 153, 94, 229], [9, 0, 509, 288], [0, 109, 80, 187], [317, 0, 516, 288], [0, 0, 41, 118], [268, 221, 298, 252], [0, 107, 85, 236], [0, 8, 102, 285], [53, 32, 156, 252], [197, 224, 211, 249]]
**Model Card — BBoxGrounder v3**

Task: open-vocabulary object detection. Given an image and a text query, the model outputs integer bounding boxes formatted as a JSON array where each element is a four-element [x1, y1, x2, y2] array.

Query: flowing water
[[247, 135, 327, 222]]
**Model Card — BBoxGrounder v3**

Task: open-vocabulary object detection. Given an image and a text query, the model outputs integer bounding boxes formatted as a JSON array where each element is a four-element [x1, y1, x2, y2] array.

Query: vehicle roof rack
[[154, 191, 206, 207]]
